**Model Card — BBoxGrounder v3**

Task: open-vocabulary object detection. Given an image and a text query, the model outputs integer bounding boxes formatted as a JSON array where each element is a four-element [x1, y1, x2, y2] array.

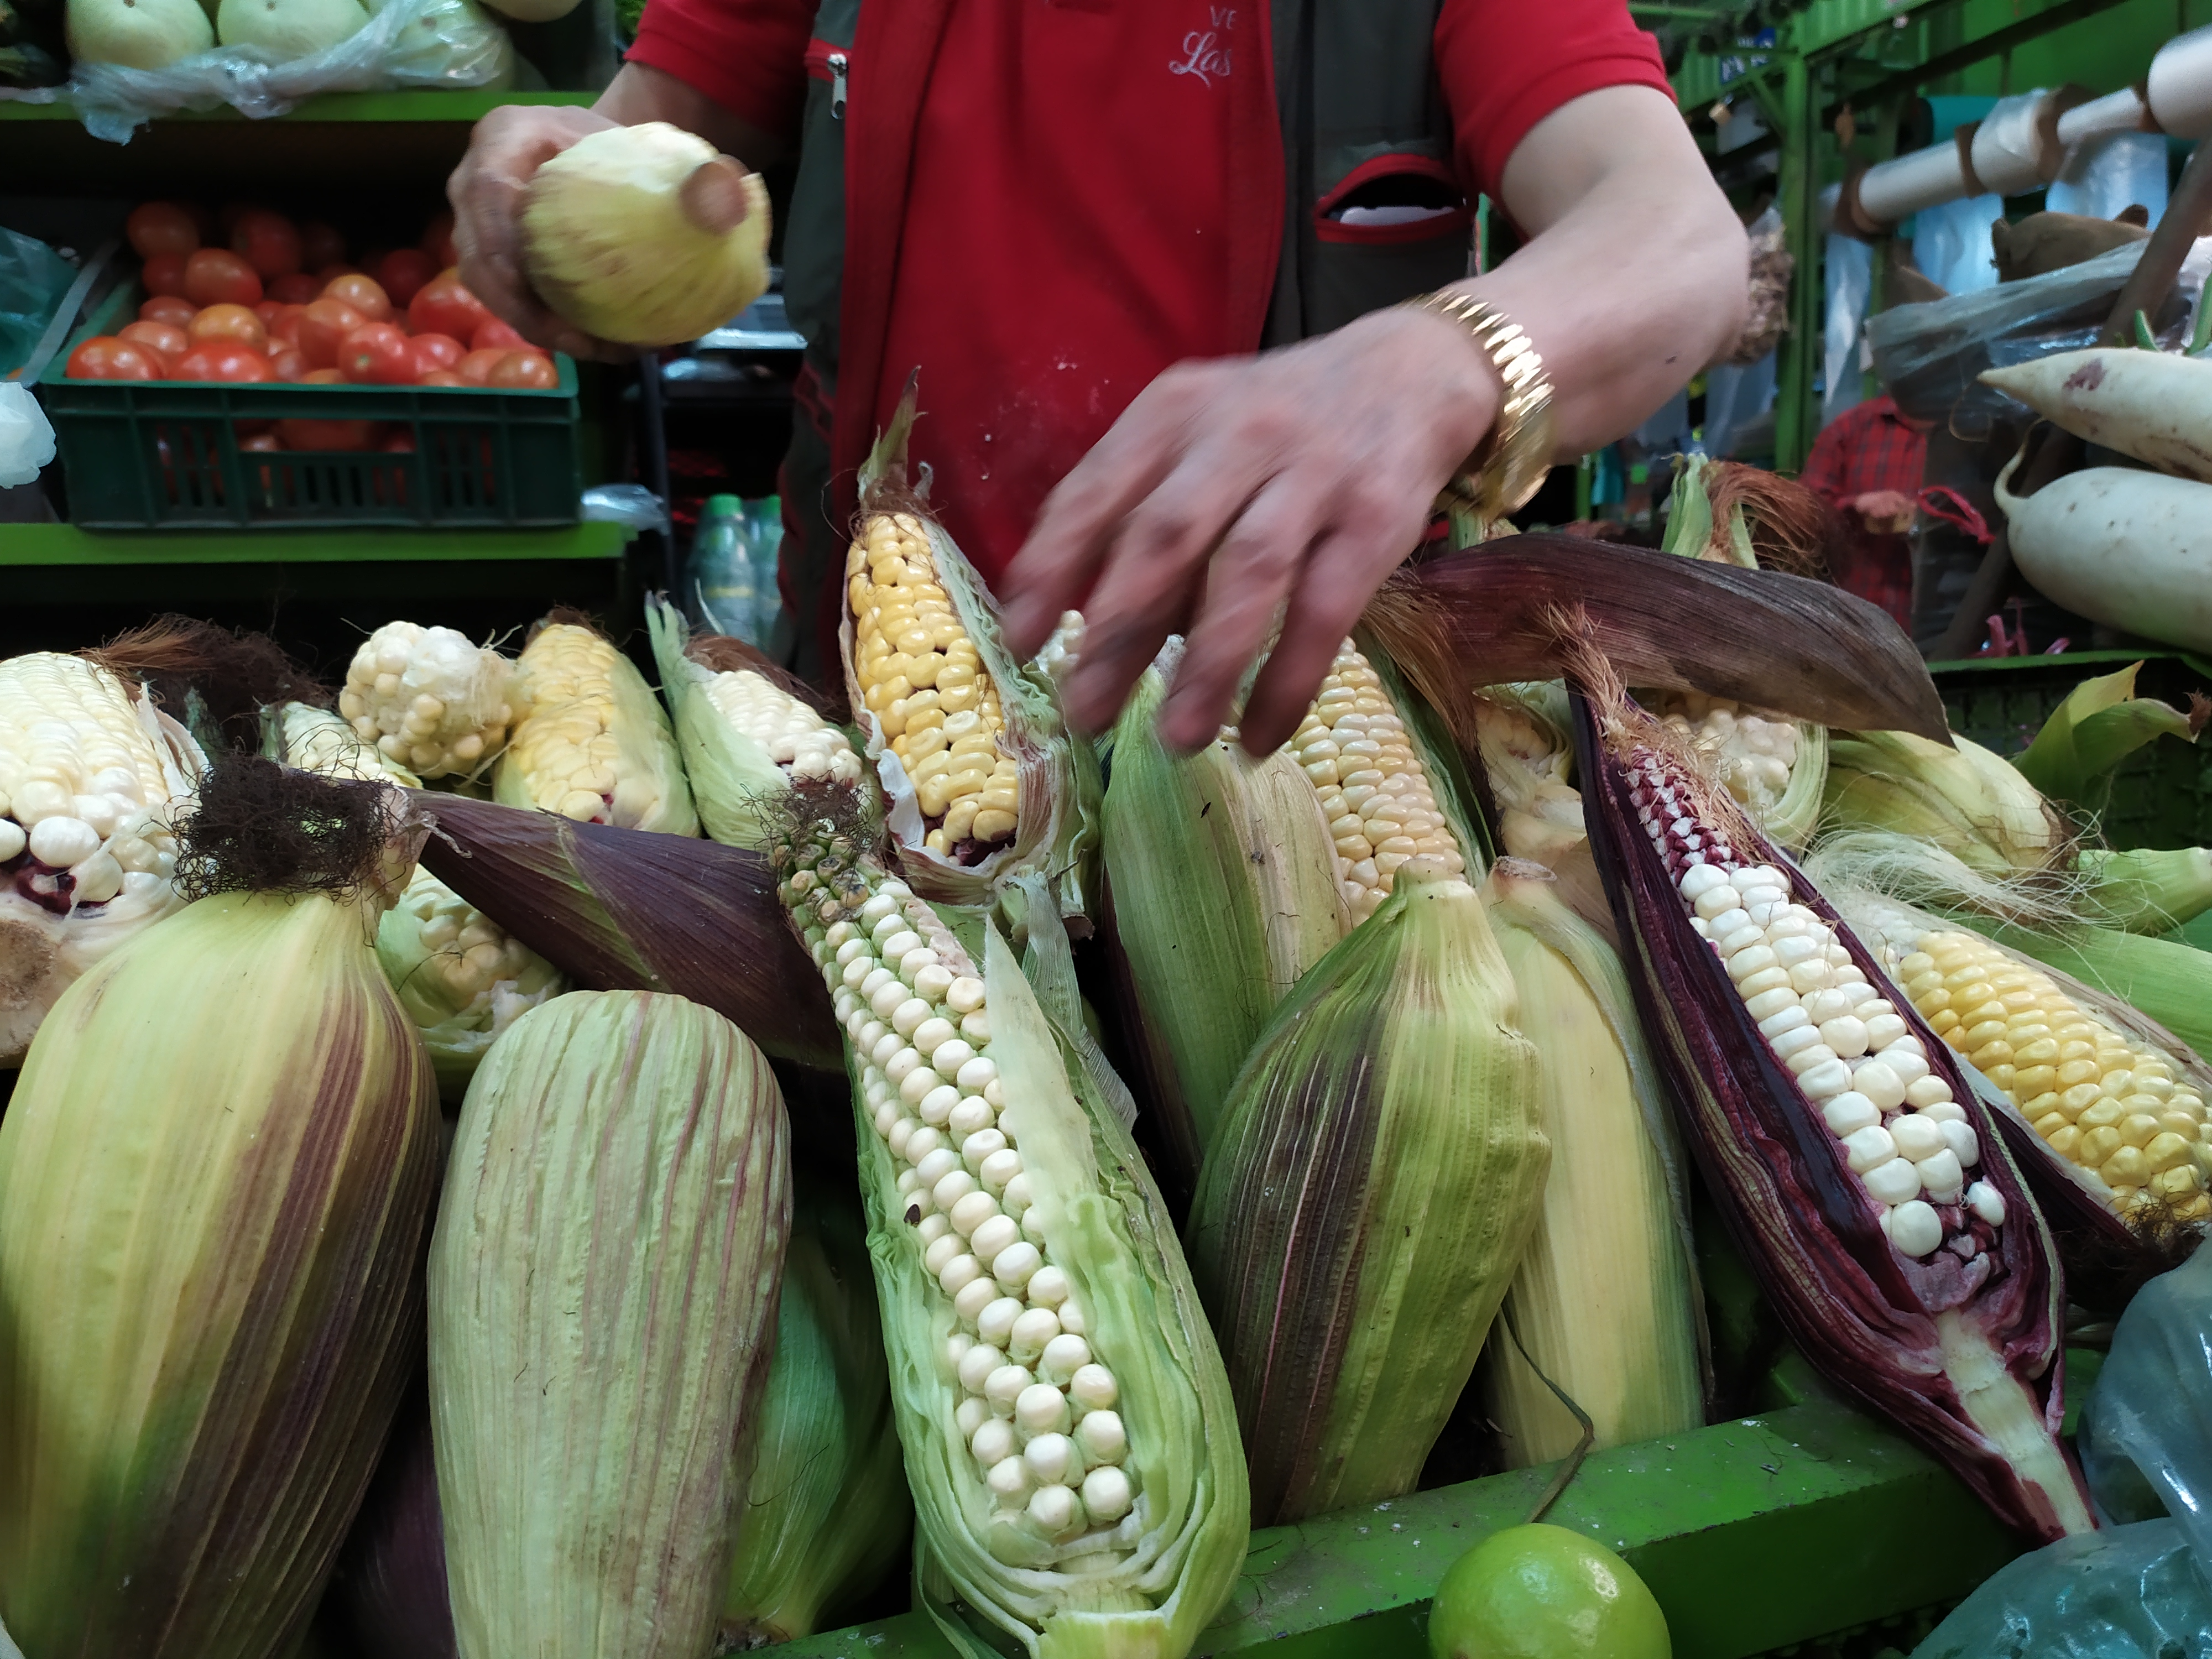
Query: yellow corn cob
[[494, 621, 698, 835], [1896, 930, 2212, 1222], [1, 653, 202, 1062], [1285, 639, 1469, 921], [846, 511, 1018, 855]]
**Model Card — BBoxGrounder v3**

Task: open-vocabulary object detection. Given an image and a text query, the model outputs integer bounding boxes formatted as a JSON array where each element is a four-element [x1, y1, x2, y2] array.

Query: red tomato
[[420, 210, 459, 269], [299, 221, 345, 270], [418, 369, 466, 387], [118, 320, 189, 364], [321, 273, 392, 324], [173, 342, 271, 383], [338, 322, 414, 385], [252, 299, 287, 328], [374, 248, 436, 311], [238, 431, 284, 452], [471, 316, 528, 353], [267, 305, 308, 347], [269, 346, 309, 382], [184, 202, 219, 244], [296, 299, 366, 368], [408, 274, 489, 342], [188, 303, 269, 353], [183, 248, 262, 307], [126, 202, 199, 260], [279, 414, 377, 450], [380, 429, 416, 453], [453, 347, 507, 385], [301, 367, 346, 384], [66, 336, 162, 380], [488, 349, 556, 390], [230, 209, 302, 279], [141, 252, 190, 298], [268, 272, 321, 306], [406, 332, 463, 378], [317, 263, 364, 285], [139, 294, 197, 328]]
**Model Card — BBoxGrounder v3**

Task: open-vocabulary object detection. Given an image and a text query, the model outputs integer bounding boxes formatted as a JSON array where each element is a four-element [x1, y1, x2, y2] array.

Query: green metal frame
[[0, 89, 595, 122], [781, 1368, 2025, 1659]]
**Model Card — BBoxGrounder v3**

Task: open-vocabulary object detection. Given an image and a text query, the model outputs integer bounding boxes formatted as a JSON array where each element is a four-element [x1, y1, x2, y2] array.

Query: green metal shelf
[[0, 88, 594, 123], [0, 521, 630, 566], [784, 1383, 2024, 1659]]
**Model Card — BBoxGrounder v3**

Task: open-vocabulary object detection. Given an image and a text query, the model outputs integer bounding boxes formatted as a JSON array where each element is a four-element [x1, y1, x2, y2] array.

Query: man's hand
[[1001, 307, 1498, 757], [450, 103, 635, 362], [1851, 489, 1916, 534]]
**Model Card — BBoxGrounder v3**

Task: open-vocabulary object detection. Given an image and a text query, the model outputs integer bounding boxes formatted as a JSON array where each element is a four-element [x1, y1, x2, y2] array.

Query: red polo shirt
[[629, 0, 1668, 585]]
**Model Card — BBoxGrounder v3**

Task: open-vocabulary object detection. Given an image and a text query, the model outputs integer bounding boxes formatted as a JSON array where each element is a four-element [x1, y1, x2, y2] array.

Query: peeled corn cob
[[0, 651, 204, 1063], [1653, 690, 1827, 848], [1286, 639, 1471, 921], [1187, 864, 1548, 1525], [775, 824, 1245, 1657], [1480, 860, 1703, 1467], [377, 865, 566, 1100], [276, 701, 424, 788], [1572, 679, 2091, 1542], [648, 594, 864, 852], [431, 989, 790, 1659], [340, 621, 513, 781], [495, 619, 698, 834], [0, 761, 442, 1656]]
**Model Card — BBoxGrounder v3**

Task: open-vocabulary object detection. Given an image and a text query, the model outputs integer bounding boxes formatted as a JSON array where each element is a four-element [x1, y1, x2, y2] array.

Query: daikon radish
[[1995, 445, 2212, 653], [1980, 349, 2212, 482]]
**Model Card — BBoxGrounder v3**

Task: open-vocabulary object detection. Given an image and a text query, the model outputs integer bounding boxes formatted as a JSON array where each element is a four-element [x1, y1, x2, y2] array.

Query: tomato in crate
[[125, 202, 198, 260], [323, 274, 393, 324], [139, 295, 195, 328], [231, 210, 302, 279], [189, 304, 267, 353], [184, 250, 262, 307], [65, 338, 161, 380]]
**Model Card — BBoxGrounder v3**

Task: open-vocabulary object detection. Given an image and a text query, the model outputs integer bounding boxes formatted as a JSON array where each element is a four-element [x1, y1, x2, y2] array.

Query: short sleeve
[[625, 0, 813, 139], [1434, 0, 1672, 201]]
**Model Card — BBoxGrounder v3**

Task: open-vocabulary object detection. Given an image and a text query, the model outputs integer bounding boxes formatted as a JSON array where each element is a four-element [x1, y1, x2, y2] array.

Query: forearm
[[593, 61, 787, 171], [1447, 88, 1747, 458]]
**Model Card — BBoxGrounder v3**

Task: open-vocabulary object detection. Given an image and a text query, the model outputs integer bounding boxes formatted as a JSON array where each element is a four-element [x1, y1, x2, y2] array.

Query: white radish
[[1980, 349, 2212, 482], [1995, 445, 2212, 653]]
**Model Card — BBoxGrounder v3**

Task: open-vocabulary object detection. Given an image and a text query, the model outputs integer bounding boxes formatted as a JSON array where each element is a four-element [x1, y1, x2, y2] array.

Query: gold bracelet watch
[[1400, 290, 1557, 521]]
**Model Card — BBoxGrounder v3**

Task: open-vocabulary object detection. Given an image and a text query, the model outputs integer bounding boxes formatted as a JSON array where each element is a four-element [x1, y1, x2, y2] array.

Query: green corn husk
[[430, 988, 791, 1659], [2079, 847, 2212, 934], [1822, 729, 2068, 879], [1187, 865, 1548, 1525], [1479, 859, 1705, 1467], [0, 763, 442, 1659], [1101, 652, 1349, 1181], [722, 1177, 910, 1645], [775, 833, 1248, 1659], [2011, 660, 2205, 813], [376, 865, 567, 1100]]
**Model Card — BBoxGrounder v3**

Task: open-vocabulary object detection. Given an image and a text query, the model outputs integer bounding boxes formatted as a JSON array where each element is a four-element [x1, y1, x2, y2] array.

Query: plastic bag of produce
[[45, 0, 511, 142], [1910, 1519, 2212, 1658], [0, 226, 74, 374], [0, 380, 54, 488], [2077, 1245, 2212, 1542]]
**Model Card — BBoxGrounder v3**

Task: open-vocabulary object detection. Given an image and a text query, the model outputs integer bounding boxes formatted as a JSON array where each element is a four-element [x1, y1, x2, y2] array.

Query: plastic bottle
[[744, 495, 786, 649], [690, 493, 754, 643]]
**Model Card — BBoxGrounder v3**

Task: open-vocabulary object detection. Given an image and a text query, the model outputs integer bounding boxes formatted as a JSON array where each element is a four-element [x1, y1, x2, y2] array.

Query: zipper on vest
[[805, 40, 851, 119], [829, 51, 848, 118]]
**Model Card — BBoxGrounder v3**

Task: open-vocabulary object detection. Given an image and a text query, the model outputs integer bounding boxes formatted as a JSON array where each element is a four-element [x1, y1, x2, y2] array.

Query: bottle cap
[[704, 493, 742, 515]]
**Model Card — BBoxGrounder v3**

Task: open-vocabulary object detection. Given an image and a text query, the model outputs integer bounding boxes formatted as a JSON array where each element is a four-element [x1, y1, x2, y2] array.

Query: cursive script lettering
[[1170, 28, 1232, 84]]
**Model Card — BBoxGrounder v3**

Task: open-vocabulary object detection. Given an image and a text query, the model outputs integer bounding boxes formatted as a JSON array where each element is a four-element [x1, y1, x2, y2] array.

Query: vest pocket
[[1307, 154, 1472, 329]]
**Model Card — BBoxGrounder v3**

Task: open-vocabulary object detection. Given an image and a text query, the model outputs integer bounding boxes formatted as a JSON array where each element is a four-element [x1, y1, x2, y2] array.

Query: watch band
[[1401, 291, 1557, 521]]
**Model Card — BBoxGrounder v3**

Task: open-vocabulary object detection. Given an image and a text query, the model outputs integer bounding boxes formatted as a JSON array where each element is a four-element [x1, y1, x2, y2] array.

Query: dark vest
[[775, 0, 1469, 679]]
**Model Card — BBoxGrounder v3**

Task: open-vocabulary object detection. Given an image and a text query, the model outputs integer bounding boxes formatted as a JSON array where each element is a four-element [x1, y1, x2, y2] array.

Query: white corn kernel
[[1040, 1332, 1091, 1383], [1081, 1465, 1134, 1524], [1864, 1157, 1923, 1204], [1028, 1484, 1078, 1534], [1024, 1432, 1078, 1486], [978, 1297, 1024, 1348], [994, 1241, 1043, 1290], [1026, 1265, 1070, 1308], [971, 1214, 1021, 1261], [1966, 1181, 2007, 1226], [1940, 1120, 1981, 1166], [1885, 1199, 1943, 1257], [986, 1365, 1035, 1416], [954, 1277, 1000, 1324], [1854, 1062, 1906, 1112], [958, 1344, 1006, 1392], [940, 1254, 984, 1296], [1009, 1307, 1061, 1363], [1889, 1115, 1945, 1162], [1070, 1364, 1117, 1411], [973, 1416, 1018, 1467], [1844, 1125, 1896, 1173], [989, 1456, 1035, 1504], [1016, 1383, 1072, 1439], [1077, 1408, 1126, 1464], [1822, 1092, 1880, 1137], [1917, 1148, 1965, 1202], [957, 1395, 990, 1439]]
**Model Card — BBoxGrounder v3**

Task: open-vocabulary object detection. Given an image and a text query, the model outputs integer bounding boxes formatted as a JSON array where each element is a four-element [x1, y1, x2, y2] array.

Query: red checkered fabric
[[1797, 396, 1926, 630]]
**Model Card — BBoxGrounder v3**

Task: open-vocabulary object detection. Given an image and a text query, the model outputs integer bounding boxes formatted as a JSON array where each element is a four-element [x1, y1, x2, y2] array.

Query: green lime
[[1427, 1522, 1670, 1659]]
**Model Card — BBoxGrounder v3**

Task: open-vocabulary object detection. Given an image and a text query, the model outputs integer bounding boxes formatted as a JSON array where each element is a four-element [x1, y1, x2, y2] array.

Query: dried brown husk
[[1365, 535, 1948, 740], [328, 1385, 457, 1659], [411, 791, 839, 1069], [1565, 639, 2090, 1543]]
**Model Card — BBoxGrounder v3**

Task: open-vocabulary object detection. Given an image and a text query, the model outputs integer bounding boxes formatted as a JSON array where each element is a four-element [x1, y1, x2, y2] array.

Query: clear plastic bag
[[0, 227, 76, 377], [1822, 231, 1872, 429], [0, 383, 56, 489], [1911, 193, 2004, 298], [22, 0, 512, 142], [1911, 1520, 2212, 1659], [2078, 1244, 2212, 1545], [2048, 132, 2172, 227]]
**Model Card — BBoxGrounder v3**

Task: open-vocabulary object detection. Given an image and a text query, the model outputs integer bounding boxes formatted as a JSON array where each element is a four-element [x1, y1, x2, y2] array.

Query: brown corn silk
[[1568, 670, 2090, 1542], [413, 790, 840, 1068]]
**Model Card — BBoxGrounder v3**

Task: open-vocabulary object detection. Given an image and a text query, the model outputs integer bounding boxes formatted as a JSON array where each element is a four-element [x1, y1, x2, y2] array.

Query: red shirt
[[630, 0, 1669, 585], [1798, 395, 1928, 629]]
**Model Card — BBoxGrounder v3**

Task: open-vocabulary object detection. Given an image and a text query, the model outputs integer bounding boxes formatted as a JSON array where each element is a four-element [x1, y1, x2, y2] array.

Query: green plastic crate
[[1930, 650, 2212, 852], [35, 284, 581, 532]]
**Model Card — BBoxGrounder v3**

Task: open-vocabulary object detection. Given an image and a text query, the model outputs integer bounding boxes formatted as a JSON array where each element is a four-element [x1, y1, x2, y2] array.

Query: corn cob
[[1187, 865, 1548, 1525], [648, 593, 865, 852], [1102, 653, 1349, 1180], [1984, 920, 2212, 1064], [431, 988, 790, 1659], [0, 650, 204, 1063], [1286, 638, 1472, 920], [722, 1178, 910, 1645], [839, 383, 1097, 920], [339, 620, 513, 781], [494, 618, 698, 834], [775, 824, 1246, 1658], [1652, 691, 1828, 848], [1822, 730, 2067, 880], [377, 865, 567, 1100], [414, 792, 842, 1070], [2078, 847, 2212, 933], [276, 701, 424, 788], [0, 760, 442, 1657], [1479, 859, 1704, 1467], [1569, 677, 2091, 1542]]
